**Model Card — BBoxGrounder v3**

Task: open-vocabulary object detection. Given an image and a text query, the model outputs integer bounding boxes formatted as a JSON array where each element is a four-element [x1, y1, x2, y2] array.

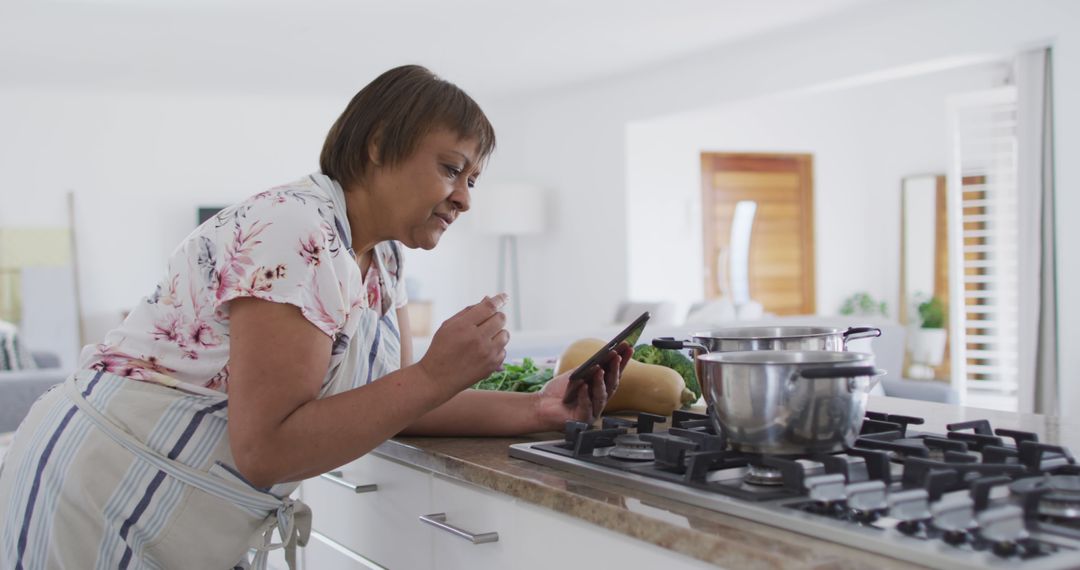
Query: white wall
[[475, 104, 632, 331], [485, 0, 1080, 412], [625, 62, 1008, 321], [0, 86, 503, 346], [1, 0, 1076, 413], [0, 88, 340, 344]]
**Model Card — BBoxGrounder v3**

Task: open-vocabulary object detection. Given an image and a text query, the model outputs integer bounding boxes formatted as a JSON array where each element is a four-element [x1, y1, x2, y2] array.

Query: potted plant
[[838, 292, 888, 318], [908, 295, 947, 379]]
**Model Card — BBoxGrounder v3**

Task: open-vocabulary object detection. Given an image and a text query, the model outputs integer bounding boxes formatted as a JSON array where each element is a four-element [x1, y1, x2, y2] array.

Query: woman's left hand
[[534, 342, 633, 429]]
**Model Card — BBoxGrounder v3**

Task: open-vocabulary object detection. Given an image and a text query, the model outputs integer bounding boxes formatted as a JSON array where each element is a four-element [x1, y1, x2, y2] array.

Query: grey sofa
[[0, 351, 69, 433]]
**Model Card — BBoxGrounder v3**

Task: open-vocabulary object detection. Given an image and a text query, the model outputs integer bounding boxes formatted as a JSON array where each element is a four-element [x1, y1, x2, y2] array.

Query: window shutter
[[948, 87, 1020, 401]]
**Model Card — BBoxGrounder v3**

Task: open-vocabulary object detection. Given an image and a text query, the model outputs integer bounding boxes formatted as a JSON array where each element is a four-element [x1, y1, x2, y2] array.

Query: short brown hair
[[320, 65, 496, 190]]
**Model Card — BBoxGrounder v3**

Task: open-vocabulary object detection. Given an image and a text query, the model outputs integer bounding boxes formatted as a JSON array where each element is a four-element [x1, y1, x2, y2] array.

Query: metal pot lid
[[692, 326, 845, 340], [698, 350, 875, 365]]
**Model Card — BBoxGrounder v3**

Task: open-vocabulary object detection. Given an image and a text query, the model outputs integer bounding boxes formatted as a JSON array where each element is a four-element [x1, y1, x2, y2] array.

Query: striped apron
[[0, 300, 402, 569]]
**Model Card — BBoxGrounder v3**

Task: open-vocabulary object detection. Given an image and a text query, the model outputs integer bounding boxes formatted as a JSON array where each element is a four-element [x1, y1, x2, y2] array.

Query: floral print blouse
[[78, 176, 408, 395]]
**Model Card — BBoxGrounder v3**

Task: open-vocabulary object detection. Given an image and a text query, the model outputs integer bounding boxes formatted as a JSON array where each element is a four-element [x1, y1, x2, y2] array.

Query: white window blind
[[947, 87, 1020, 401]]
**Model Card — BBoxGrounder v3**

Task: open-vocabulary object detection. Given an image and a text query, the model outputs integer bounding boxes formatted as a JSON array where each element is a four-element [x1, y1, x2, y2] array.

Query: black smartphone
[[562, 311, 650, 404]]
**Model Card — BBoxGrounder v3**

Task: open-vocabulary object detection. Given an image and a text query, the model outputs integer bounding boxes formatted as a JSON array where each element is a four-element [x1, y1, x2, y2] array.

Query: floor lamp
[[471, 183, 546, 330]]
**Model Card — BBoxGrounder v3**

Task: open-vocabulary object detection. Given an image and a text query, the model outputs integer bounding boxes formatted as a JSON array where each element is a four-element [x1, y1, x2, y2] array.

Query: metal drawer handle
[[419, 513, 499, 544], [320, 471, 378, 494]]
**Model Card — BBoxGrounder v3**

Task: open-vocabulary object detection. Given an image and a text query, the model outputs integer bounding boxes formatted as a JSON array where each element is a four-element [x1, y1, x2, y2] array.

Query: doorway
[[700, 153, 815, 315]]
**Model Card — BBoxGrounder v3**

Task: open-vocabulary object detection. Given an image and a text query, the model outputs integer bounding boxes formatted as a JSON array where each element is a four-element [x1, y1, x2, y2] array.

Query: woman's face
[[366, 128, 481, 250]]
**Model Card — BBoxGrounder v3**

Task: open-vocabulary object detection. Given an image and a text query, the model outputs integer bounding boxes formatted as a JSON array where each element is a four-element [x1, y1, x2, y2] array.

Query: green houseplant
[[839, 292, 888, 318], [917, 296, 945, 329], [908, 294, 947, 379]]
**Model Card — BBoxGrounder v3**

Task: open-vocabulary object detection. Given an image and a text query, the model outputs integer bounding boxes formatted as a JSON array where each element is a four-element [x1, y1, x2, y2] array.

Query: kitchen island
[[301, 396, 1078, 569], [2, 397, 1075, 568]]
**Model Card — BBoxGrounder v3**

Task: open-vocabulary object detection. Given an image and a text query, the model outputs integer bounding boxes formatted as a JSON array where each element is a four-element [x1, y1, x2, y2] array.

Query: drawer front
[[304, 453, 432, 569], [514, 499, 718, 569], [304, 530, 384, 570], [429, 475, 518, 570]]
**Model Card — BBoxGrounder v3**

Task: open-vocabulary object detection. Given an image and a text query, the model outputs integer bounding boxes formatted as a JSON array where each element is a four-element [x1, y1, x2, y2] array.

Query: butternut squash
[[555, 338, 694, 416]]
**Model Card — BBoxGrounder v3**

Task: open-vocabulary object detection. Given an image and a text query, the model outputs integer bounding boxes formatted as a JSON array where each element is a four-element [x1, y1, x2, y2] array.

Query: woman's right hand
[[418, 293, 510, 395]]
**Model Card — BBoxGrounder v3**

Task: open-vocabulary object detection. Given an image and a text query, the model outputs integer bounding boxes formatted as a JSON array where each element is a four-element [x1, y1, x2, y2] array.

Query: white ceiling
[[0, 0, 877, 101]]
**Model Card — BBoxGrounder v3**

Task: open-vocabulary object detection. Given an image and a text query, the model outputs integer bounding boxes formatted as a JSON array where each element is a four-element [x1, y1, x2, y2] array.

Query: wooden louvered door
[[701, 153, 815, 315]]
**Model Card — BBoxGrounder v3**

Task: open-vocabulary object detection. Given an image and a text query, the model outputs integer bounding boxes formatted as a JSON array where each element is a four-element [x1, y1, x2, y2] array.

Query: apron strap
[[251, 499, 312, 570]]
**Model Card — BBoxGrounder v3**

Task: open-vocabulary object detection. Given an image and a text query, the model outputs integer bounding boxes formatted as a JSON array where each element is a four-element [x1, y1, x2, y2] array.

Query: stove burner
[[608, 434, 654, 461], [745, 464, 785, 487], [515, 411, 1080, 569], [1012, 475, 1080, 520], [1043, 476, 1080, 519]]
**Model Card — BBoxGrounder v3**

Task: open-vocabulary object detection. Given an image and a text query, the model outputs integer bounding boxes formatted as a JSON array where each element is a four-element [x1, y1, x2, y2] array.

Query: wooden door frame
[[700, 152, 816, 314]]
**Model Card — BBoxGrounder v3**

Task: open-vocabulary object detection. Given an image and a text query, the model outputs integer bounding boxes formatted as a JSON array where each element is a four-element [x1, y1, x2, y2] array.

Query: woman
[[0, 65, 630, 569]]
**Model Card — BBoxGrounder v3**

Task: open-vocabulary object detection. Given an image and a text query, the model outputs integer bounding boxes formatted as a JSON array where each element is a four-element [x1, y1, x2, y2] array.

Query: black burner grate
[[542, 411, 1079, 506]]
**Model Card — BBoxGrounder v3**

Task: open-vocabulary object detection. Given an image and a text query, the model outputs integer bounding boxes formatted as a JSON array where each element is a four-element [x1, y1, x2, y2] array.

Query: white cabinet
[[302, 453, 432, 569], [304, 530, 383, 570], [513, 498, 718, 569], [302, 452, 719, 570], [428, 475, 517, 570], [425, 476, 717, 569]]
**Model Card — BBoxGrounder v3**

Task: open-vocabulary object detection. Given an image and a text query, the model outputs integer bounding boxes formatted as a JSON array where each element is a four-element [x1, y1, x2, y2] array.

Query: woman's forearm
[[400, 389, 553, 436], [242, 364, 450, 485], [230, 294, 517, 487], [252, 385, 549, 485]]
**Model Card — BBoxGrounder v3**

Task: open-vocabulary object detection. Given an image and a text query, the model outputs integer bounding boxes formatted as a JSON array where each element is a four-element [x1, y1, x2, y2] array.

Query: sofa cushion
[[0, 370, 67, 432], [0, 320, 37, 371]]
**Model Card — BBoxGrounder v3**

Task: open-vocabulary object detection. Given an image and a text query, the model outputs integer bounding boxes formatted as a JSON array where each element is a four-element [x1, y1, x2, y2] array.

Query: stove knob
[[888, 488, 931, 524], [977, 505, 1029, 550], [942, 530, 968, 545], [931, 495, 977, 535], [895, 520, 924, 535], [846, 480, 887, 514], [805, 473, 847, 505], [992, 541, 1019, 558]]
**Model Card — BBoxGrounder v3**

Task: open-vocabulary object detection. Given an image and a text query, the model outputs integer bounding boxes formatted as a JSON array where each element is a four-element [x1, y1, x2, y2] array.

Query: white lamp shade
[[469, 183, 546, 235]]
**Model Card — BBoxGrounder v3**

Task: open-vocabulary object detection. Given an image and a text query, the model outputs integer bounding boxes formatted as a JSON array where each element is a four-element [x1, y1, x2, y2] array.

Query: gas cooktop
[[508, 410, 1080, 569]]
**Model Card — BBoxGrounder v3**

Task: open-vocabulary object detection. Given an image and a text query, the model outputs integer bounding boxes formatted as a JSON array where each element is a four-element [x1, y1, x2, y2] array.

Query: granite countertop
[[378, 396, 1080, 569]]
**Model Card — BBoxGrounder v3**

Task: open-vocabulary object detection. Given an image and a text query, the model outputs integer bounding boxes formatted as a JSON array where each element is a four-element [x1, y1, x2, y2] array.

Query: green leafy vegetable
[[472, 358, 555, 393], [633, 344, 701, 401]]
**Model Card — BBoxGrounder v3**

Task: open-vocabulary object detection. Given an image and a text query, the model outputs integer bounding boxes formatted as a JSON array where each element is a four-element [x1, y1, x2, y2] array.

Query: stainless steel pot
[[696, 351, 883, 455], [655, 325, 881, 354]]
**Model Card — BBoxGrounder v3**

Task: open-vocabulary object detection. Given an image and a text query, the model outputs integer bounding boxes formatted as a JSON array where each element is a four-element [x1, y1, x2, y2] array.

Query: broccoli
[[660, 350, 700, 401], [633, 344, 701, 401], [630, 344, 666, 366]]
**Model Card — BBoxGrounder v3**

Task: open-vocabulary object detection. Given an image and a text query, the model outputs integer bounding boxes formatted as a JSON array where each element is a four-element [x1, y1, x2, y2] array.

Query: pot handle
[[653, 337, 710, 360], [842, 326, 882, 348], [652, 337, 686, 350], [800, 366, 884, 393], [799, 366, 880, 379], [653, 337, 709, 353]]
